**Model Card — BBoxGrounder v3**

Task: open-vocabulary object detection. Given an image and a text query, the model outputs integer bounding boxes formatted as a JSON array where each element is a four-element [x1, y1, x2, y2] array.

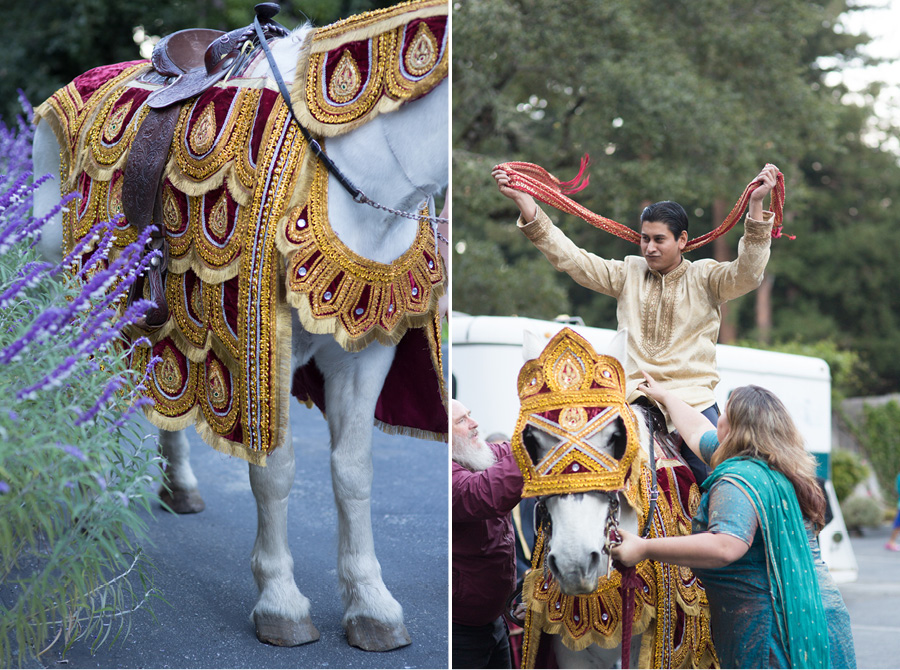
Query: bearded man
[[451, 399, 524, 669]]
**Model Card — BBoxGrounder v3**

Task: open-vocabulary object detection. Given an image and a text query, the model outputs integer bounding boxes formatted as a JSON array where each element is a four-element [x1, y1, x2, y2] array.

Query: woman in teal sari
[[611, 375, 855, 669]]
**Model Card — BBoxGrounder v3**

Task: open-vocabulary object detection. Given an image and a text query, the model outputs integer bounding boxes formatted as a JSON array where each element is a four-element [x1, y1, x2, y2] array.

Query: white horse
[[515, 330, 713, 668], [33, 16, 447, 653]]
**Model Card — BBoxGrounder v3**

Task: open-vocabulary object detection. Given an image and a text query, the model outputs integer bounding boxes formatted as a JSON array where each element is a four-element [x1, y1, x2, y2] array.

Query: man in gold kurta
[[491, 164, 779, 479]]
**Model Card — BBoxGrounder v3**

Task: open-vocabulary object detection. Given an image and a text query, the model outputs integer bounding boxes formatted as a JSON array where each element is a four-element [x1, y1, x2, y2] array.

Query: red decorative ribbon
[[498, 156, 791, 251], [615, 562, 643, 669]]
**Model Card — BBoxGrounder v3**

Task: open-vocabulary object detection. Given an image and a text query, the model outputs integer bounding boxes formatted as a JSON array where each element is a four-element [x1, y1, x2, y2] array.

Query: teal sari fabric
[[694, 431, 855, 668], [703, 457, 830, 668]]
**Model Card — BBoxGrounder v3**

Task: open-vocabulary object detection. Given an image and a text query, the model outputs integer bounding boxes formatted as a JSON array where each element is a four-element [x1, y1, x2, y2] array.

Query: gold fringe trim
[[310, 0, 447, 51], [373, 418, 446, 443], [166, 255, 241, 285], [283, 289, 444, 353], [142, 403, 268, 466], [163, 159, 254, 208], [126, 320, 239, 369]]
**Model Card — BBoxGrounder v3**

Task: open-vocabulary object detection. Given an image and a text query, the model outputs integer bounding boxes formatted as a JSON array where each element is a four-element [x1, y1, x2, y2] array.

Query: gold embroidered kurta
[[518, 206, 773, 419]]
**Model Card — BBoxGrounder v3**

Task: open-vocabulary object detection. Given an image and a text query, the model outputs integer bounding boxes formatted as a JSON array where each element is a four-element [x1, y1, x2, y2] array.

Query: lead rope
[[609, 414, 659, 668], [498, 156, 789, 251], [252, 16, 448, 238]]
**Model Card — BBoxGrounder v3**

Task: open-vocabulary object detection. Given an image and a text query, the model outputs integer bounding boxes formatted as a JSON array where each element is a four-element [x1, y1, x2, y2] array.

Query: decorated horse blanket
[[34, 0, 448, 464], [521, 459, 719, 668]]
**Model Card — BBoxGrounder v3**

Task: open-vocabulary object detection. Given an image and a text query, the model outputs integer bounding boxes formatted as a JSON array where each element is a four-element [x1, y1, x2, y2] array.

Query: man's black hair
[[640, 201, 688, 239]]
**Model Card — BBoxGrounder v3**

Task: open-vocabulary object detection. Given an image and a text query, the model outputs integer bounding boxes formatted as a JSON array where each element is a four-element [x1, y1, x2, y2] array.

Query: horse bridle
[[252, 10, 449, 234]]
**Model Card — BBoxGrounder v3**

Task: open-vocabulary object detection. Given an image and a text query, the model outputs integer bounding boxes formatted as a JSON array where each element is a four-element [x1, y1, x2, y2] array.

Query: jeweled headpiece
[[511, 328, 640, 498]]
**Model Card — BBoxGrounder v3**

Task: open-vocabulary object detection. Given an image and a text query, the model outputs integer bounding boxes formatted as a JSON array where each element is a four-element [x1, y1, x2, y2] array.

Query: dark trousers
[[452, 618, 512, 669]]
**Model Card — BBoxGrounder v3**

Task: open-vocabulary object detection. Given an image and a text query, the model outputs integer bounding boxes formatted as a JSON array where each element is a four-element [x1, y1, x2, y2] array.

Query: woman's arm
[[610, 528, 749, 569], [638, 372, 714, 459]]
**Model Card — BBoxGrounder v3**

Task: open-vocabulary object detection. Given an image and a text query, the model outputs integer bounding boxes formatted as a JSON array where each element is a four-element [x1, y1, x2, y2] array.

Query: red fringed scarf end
[[497, 156, 791, 251], [557, 154, 591, 195]]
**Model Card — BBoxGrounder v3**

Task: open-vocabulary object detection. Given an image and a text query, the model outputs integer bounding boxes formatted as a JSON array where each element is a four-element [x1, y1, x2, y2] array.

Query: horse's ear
[[522, 329, 551, 361], [606, 328, 635, 377]]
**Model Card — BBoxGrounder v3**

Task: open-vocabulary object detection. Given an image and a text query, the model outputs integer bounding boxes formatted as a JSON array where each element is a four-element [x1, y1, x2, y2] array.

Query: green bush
[[840, 495, 885, 532], [831, 449, 869, 502], [849, 400, 900, 507], [0, 112, 162, 666]]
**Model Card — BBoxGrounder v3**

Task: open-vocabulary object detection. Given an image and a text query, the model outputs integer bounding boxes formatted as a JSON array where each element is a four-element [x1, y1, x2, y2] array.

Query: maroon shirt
[[452, 442, 524, 626]]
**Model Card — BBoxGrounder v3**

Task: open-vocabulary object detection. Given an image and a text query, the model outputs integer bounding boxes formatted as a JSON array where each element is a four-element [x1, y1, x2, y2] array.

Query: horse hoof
[[159, 487, 206, 514], [345, 617, 411, 651], [254, 612, 320, 647]]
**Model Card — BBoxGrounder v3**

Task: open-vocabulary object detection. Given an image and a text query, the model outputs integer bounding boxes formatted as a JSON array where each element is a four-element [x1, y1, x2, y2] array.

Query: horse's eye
[[611, 419, 627, 461], [521, 425, 542, 464]]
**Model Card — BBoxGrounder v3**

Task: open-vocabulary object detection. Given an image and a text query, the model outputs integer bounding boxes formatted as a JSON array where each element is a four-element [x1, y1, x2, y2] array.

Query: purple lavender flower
[[75, 375, 126, 426], [0, 481, 9, 494], [57, 443, 88, 462], [16, 354, 80, 399]]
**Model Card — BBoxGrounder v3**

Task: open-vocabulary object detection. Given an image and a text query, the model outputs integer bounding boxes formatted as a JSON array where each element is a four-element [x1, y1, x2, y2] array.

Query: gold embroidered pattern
[[640, 261, 687, 359], [189, 102, 218, 155], [329, 50, 363, 103], [299, 1, 447, 130], [103, 100, 133, 143], [207, 191, 229, 238], [163, 184, 183, 233], [404, 21, 438, 76], [284, 161, 444, 351], [512, 329, 641, 498]]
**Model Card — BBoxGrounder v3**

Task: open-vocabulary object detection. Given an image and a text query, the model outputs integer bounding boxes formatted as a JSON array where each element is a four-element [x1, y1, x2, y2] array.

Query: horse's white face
[[523, 413, 645, 596]]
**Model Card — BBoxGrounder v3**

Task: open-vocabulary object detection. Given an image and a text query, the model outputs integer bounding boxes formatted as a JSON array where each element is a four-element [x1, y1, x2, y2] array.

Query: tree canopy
[[453, 0, 900, 393]]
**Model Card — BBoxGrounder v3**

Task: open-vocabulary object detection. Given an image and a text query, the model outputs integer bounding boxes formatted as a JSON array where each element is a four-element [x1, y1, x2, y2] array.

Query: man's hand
[[491, 166, 538, 221], [748, 163, 779, 220]]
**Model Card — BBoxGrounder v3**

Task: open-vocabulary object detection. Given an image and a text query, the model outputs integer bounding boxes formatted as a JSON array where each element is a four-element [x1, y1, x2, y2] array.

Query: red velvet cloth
[[291, 326, 446, 436]]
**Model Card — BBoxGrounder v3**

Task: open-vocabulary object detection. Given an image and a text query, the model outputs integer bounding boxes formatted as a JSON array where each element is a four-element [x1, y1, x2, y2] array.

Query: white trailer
[[451, 313, 858, 582]]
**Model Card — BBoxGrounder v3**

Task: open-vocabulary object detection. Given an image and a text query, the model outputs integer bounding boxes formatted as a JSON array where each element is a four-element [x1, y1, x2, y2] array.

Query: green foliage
[[0, 247, 163, 664], [453, 0, 900, 393], [831, 449, 869, 502], [734, 338, 878, 402], [848, 400, 900, 507], [840, 495, 884, 531]]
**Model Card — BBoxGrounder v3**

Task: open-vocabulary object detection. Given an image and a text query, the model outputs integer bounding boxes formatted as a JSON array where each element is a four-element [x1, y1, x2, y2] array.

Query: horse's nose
[[547, 552, 560, 579], [588, 550, 601, 576]]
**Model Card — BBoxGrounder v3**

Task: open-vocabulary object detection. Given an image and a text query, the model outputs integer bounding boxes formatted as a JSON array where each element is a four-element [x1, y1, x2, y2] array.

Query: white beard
[[452, 433, 497, 472]]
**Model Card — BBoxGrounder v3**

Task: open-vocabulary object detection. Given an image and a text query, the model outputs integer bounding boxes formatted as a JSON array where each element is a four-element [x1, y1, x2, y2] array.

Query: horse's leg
[[249, 421, 320, 646], [158, 428, 205, 514], [32, 121, 63, 265], [318, 340, 410, 651]]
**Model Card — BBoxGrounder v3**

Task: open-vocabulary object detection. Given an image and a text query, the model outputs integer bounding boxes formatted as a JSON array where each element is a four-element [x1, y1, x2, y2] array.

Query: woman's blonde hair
[[711, 385, 826, 528]]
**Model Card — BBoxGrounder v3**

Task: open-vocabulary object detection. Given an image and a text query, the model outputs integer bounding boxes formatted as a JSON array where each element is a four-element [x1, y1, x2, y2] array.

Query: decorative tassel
[[557, 154, 591, 195], [615, 562, 644, 669]]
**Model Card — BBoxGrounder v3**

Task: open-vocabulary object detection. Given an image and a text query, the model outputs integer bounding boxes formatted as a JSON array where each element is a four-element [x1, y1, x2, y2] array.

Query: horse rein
[[252, 15, 449, 235]]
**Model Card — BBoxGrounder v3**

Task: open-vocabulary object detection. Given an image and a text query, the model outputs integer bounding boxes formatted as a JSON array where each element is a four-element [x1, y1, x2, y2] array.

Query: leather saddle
[[124, 3, 289, 330]]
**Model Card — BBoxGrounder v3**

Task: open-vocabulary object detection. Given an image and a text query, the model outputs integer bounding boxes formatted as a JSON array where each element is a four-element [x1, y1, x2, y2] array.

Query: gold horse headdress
[[511, 328, 641, 498]]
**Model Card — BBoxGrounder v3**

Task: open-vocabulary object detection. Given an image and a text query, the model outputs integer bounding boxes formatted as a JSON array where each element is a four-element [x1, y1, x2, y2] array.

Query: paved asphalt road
[[838, 523, 900, 669], [26, 403, 449, 669]]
